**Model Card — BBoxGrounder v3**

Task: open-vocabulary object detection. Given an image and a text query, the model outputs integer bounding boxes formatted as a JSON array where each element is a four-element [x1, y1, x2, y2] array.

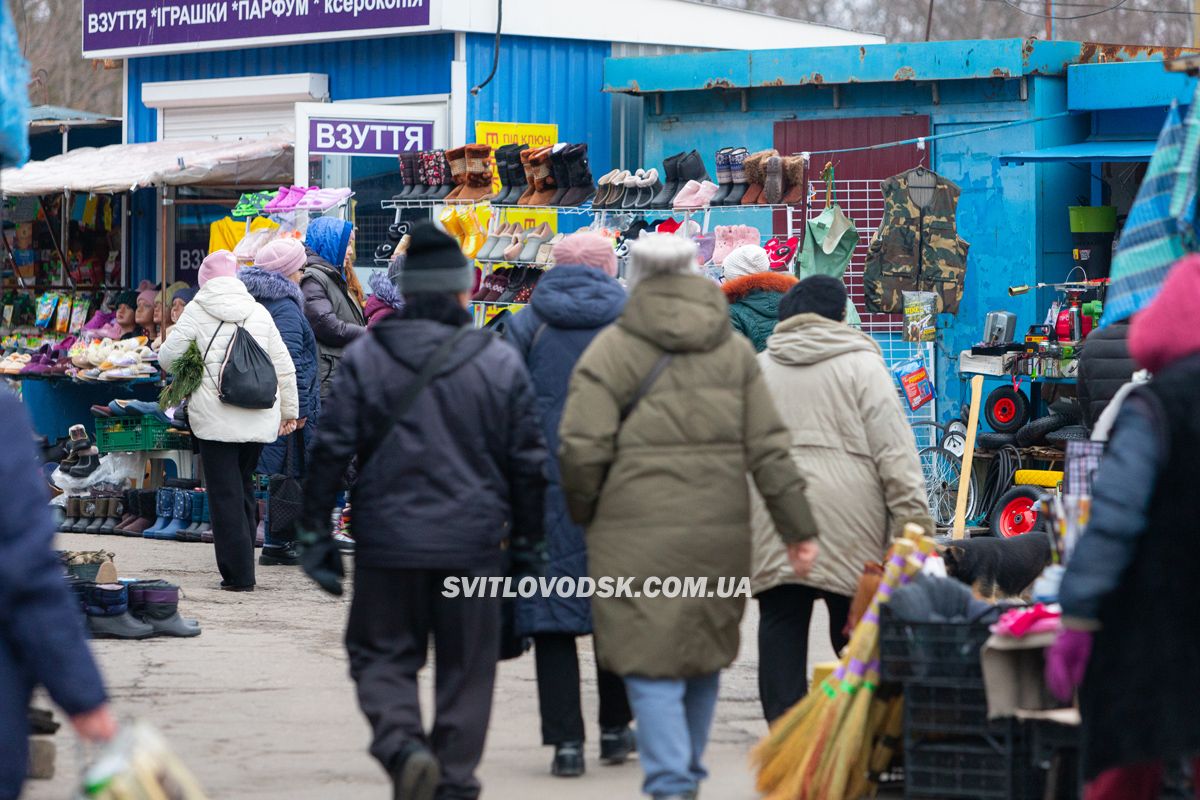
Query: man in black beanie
[[748, 274, 930, 724], [299, 222, 547, 800]]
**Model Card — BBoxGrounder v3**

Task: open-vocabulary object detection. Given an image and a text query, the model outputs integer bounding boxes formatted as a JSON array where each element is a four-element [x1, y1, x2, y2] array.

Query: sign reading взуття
[[308, 118, 434, 157], [82, 0, 432, 58]]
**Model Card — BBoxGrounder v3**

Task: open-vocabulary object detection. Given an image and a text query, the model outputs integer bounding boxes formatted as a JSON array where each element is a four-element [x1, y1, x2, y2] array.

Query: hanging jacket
[[558, 273, 818, 679], [750, 313, 930, 597], [798, 203, 863, 327], [301, 254, 366, 399], [158, 276, 299, 444], [504, 265, 627, 637], [238, 267, 321, 476], [863, 170, 970, 315], [721, 272, 797, 352], [1077, 319, 1136, 431]]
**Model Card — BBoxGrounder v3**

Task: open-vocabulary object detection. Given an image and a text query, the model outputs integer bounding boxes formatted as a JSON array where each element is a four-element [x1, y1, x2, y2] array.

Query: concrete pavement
[[29, 533, 838, 799]]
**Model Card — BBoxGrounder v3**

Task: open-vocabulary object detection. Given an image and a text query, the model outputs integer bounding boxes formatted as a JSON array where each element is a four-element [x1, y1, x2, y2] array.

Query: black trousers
[[757, 583, 852, 724], [347, 567, 500, 800], [197, 438, 263, 589], [533, 633, 633, 745]]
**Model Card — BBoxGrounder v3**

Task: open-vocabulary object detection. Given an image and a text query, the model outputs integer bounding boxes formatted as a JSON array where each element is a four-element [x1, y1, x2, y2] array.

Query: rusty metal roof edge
[[603, 38, 1200, 95]]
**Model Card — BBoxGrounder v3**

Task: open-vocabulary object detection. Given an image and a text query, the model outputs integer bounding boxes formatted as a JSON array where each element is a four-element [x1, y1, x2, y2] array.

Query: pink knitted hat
[[254, 238, 307, 277], [198, 250, 239, 287], [551, 232, 617, 277], [1129, 254, 1200, 373], [137, 288, 157, 306]]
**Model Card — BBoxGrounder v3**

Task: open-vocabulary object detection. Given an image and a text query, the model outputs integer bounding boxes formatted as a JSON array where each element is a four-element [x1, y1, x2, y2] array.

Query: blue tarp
[[999, 140, 1155, 165], [0, 0, 29, 168]]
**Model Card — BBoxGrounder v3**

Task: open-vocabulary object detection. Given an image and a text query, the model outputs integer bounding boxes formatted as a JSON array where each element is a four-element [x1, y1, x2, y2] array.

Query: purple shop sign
[[82, 0, 432, 58], [308, 118, 433, 157]]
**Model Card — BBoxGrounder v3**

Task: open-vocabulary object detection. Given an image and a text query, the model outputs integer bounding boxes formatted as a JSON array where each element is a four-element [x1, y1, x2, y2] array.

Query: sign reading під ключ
[[82, 0, 432, 58], [308, 118, 433, 157]]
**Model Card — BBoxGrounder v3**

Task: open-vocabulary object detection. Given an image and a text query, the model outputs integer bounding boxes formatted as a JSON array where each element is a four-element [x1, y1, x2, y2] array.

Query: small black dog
[[940, 532, 1053, 601]]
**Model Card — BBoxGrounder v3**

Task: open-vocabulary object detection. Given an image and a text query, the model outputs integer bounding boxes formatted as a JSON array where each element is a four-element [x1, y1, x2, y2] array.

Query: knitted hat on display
[[114, 290, 138, 310], [254, 238, 307, 277], [137, 288, 157, 306], [397, 222, 472, 293], [174, 288, 197, 304], [198, 250, 239, 287], [722, 245, 771, 280], [552, 232, 617, 277]]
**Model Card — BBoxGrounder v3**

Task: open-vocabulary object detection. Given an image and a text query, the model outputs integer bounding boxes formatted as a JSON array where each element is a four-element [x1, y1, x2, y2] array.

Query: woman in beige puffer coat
[[750, 275, 930, 723]]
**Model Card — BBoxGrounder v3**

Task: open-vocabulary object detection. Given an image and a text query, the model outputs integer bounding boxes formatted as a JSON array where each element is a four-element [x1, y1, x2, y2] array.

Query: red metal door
[[775, 116, 931, 329]]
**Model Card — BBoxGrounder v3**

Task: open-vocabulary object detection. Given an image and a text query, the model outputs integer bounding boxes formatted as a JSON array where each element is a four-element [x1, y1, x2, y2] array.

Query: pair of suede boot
[[442, 143, 496, 203], [740, 149, 806, 206], [59, 494, 125, 535], [394, 150, 455, 200], [75, 579, 201, 639], [143, 488, 211, 542], [506, 143, 595, 207]]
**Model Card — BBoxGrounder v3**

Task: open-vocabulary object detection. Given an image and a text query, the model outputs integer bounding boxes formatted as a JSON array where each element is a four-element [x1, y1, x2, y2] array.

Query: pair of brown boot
[[742, 149, 806, 206], [443, 143, 496, 203]]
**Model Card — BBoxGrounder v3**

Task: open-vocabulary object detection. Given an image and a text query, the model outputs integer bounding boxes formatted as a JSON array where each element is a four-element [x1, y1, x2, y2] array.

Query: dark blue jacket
[[301, 317, 546, 570], [1059, 394, 1162, 625], [239, 267, 321, 476], [504, 265, 626, 636], [0, 392, 106, 798]]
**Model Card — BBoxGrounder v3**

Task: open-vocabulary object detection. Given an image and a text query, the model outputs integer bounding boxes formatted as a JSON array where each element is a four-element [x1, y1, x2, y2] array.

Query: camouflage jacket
[[863, 171, 969, 315]]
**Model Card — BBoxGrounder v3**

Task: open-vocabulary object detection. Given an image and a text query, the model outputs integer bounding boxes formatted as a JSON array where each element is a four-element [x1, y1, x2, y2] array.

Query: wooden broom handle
[[952, 375, 985, 541]]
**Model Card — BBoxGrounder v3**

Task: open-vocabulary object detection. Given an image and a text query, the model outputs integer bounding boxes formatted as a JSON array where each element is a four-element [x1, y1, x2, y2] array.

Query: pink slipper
[[277, 186, 316, 211], [261, 186, 293, 213], [297, 187, 353, 211]]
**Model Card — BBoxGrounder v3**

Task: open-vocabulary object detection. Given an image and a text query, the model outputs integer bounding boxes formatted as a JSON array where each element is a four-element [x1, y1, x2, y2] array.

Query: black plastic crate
[[904, 682, 993, 735], [904, 725, 1042, 800], [880, 609, 994, 685]]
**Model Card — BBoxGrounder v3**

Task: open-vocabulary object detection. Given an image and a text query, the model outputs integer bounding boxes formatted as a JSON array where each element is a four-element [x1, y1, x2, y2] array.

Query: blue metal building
[[93, 0, 879, 285], [603, 39, 1196, 419]]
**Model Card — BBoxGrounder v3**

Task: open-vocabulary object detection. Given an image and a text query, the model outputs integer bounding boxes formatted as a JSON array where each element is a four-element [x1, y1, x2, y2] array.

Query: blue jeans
[[624, 672, 721, 798]]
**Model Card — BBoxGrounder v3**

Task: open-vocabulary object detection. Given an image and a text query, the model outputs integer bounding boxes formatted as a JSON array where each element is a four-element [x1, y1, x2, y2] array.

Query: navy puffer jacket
[[504, 265, 627, 636], [239, 266, 321, 476]]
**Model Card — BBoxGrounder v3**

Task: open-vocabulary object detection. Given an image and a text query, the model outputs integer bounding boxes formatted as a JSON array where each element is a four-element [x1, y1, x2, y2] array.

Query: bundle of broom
[[752, 524, 935, 800]]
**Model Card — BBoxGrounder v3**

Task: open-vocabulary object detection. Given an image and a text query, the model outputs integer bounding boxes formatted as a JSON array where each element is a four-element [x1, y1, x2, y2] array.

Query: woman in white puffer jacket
[[159, 250, 298, 591]]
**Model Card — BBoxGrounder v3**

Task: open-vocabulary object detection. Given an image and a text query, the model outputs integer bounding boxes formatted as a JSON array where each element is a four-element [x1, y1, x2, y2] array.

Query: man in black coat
[[298, 223, 547, 800], [1077, 318, 1136, 431], [0, 391, 114, 798]]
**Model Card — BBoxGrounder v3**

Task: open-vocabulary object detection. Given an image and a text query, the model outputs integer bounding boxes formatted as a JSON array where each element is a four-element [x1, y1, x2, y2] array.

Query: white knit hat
[[722, 245, 771, 280]]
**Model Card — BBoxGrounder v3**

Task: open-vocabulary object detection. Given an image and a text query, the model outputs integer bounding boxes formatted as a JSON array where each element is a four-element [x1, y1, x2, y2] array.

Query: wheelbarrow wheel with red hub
[[984, 386, 1030, 433], [991, 486, 1045, 538]]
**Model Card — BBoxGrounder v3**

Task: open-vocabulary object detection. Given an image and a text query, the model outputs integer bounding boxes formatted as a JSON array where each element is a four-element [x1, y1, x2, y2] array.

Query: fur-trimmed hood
[[721, 271, 797, 304], [238, 266, 303, 306], [368, 270, 405, 313]]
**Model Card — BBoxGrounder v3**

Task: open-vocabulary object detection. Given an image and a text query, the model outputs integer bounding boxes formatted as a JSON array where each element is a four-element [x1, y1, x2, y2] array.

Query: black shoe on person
[[259, 541, 301, 566], [599, 725, 637, 764], [390, 741, 440, 800], [551, 742, 585, 777]]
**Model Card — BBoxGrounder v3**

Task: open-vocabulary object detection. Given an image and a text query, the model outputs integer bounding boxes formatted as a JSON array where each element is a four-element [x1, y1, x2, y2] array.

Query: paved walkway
[[30, 533, 838, 799]]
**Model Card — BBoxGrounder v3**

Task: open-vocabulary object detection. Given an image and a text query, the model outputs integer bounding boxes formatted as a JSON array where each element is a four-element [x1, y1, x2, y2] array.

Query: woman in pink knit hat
[[1047, 254, 1200, 798], [500, 232, 636, 778]]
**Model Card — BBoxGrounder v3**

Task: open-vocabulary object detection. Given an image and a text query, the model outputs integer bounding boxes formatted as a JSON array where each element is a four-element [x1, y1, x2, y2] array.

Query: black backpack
[[203, 321, 279, 410]]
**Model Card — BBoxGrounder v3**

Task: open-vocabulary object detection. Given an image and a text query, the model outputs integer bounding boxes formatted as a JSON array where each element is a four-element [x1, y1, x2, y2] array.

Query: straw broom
[[819, 548, 933, 798], [753, 538, 917, 798]]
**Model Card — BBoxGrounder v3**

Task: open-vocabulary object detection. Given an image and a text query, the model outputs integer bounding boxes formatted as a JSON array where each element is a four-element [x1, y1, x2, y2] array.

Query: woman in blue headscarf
[[302, 217, 367, 399]]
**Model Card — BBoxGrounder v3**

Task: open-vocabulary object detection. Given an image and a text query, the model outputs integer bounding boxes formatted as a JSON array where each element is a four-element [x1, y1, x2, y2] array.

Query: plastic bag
[[81, 720, 209, 799], [893, 356, 934, 411], [51, 452, 144, 497], [903, 290, 937, 342]]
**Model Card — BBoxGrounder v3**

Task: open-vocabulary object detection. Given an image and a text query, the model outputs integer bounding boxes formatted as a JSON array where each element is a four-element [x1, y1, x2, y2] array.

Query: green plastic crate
[[140, 418, 189, 451], [95, 417, 142, 453]]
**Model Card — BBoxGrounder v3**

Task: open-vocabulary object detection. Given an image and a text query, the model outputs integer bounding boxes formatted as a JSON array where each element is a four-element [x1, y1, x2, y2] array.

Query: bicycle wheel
[[919, 446, 977, 528]]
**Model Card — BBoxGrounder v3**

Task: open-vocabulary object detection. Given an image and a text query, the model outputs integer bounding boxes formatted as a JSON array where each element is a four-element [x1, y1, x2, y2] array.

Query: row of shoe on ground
[[62, 552, 199, 640], [59, 485, 223, 543]]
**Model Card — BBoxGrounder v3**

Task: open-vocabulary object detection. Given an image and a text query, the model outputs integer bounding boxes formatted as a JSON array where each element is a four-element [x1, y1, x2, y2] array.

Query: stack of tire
[[976, 387, 1090, 449]]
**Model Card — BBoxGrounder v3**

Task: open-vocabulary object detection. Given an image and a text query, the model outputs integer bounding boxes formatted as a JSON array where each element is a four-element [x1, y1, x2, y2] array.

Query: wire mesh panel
[[793, 179, 939, 447]]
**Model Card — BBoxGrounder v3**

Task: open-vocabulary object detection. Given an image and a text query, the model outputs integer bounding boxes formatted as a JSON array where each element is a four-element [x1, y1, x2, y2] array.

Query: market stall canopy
[[0, 135, 293, 196], [999, 140, 1156, 165]]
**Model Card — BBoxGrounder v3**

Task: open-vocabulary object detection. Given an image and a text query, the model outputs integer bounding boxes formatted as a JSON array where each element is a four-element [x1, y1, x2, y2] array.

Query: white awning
[[0, 135, 293, 196]]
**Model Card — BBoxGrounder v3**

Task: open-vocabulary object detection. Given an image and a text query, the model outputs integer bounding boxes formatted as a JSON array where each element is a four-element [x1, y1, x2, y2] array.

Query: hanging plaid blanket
[[1105, 100, 1190, 324]]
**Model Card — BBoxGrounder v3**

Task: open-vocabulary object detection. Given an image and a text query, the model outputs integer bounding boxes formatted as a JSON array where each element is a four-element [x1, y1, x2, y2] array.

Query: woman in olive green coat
[[558, 234, 819, 800]]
